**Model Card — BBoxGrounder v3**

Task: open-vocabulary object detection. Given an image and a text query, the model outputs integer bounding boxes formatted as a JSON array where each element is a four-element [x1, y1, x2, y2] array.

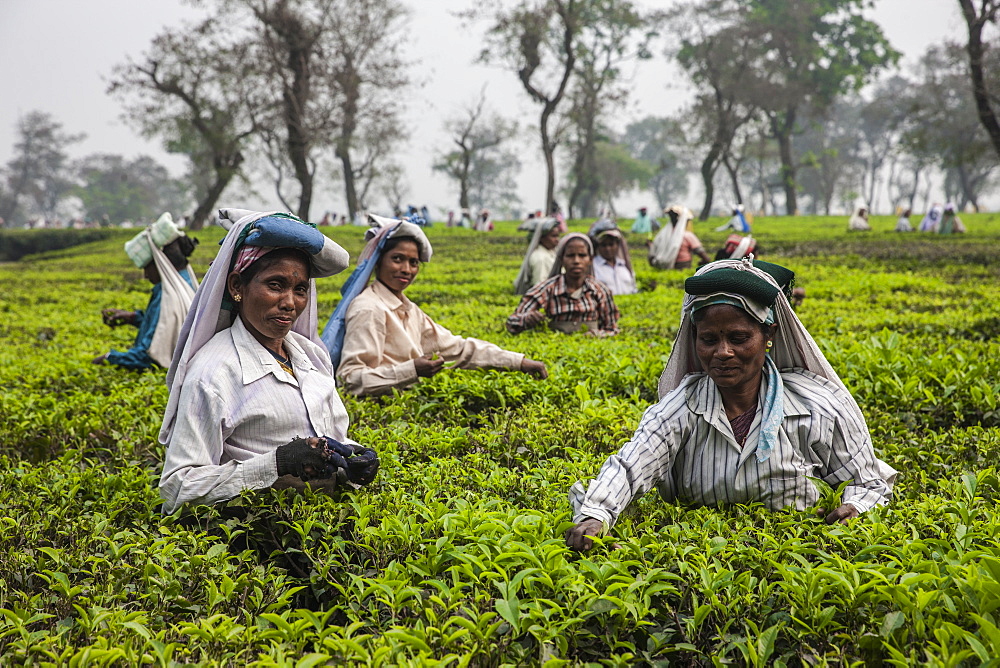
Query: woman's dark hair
[[239, 247, 313, 285], [162, 236, 199, 270], [381, 235, 421, 256], [691, 303, 772, 337]]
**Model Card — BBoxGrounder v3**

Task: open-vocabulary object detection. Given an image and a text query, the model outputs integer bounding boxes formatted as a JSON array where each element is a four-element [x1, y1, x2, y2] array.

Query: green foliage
[[2, 215, 1000, 665]]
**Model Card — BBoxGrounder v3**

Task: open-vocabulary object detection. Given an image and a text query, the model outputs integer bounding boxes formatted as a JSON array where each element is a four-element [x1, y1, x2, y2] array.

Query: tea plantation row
[[1, 214, 999, 666]]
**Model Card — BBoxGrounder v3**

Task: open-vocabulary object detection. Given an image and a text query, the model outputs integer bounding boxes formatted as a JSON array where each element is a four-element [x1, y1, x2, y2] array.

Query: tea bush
[[2, 215, 1000, 665]]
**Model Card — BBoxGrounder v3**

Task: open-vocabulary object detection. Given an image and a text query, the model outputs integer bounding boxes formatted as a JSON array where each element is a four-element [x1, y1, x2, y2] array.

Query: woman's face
[[539, 228, 561, 250], [694, 304, 774, 392], [230, 253, 310, 349], [376, 240, 421, 295], [596, 235, 619, 262], [562, 239, 592, 280]]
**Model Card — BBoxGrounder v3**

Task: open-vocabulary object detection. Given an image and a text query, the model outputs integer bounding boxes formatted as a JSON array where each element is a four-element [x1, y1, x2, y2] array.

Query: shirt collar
[[231, 315, 315, 386], [553, 274, 598, 296], [685, 369, 811, 418], [371, 278, 412, 314]]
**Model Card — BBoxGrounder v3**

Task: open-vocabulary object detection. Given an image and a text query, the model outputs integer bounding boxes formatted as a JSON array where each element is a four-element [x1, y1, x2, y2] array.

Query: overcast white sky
[[0, 0, 968, 220]]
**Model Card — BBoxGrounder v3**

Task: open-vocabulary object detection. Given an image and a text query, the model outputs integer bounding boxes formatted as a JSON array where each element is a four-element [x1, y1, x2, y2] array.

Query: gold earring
[[766, 340, 773, 348], [233, 293, 242, 303]]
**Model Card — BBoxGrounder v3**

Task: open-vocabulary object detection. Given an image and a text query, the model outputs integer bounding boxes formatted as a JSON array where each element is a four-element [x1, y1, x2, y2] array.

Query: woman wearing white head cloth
[[848, 203, 872, 231], [649, 205, 710, 270], [158, 209, 378, 515], [95, 212, 198, 370], [566, 258, 896, 551], [336, 215, 547, 397]]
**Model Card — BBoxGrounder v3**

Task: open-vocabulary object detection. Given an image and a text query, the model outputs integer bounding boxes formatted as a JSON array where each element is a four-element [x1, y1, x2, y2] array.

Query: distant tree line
[[1, 0, 998, 228]]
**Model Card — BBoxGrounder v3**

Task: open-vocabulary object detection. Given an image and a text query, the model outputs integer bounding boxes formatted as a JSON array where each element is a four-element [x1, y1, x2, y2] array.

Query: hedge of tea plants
[[2, 213, 1000, 666]]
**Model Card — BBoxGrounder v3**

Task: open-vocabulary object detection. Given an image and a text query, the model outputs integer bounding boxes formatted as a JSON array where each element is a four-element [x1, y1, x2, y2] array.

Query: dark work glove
[[345, 444, 379, 485], [275, 437, 336, 481], [318, 437, 379, 486]]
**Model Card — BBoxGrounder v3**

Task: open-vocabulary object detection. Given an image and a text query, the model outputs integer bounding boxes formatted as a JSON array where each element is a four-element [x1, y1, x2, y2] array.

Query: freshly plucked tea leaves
[[2, 215, 1000, 665]]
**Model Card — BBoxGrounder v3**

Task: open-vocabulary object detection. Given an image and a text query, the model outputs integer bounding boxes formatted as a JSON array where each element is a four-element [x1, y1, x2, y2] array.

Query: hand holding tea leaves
[[322, 437, 380, 486], [276, 436, 338, 481], [565, 518, 604, 551], [101, 308, 135, 327], [821, 503, 860, 525], [414, 354, 445, 377], [520, 358, 548, 379]]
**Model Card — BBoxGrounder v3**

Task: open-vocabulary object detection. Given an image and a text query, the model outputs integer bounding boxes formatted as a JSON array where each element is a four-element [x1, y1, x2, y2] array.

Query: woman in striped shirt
[[506, 233, 620, 337], [566, 258, 896, 550]]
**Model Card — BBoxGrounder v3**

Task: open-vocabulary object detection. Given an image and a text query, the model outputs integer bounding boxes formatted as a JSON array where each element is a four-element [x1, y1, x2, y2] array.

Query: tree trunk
[[959, 0, 1000, 163], [188, 152, 244, 231], [540, 103, 557, 216], [775, 119, 798, 215], [698, 138, 723, 221], [283, 44, 313, 222], [722, 156, 743, 206], [459, 152, 471, 211], [338, 145, 358, 221]]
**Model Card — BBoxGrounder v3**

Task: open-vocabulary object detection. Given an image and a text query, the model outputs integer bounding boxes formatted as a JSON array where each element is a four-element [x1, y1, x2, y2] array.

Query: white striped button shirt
[[574, 369, 892, 528], [159, 316, 356, 514]]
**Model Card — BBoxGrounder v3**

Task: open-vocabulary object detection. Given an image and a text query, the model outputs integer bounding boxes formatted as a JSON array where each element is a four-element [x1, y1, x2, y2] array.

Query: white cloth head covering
[[513, 217, 560, 294], [366, 214, 432, 262], [919, 203, 943, 232], [124, 212, 184, 268], [591, 225, 634, 275], [848, 203, 871, 231], [159, 209, 349, 442], [649, 205, 693, 269]]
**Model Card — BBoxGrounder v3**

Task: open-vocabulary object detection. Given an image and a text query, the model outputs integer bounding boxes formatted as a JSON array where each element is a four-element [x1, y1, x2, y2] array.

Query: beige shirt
[[338, 280, 524, 396], [528, 246, 556, 288]]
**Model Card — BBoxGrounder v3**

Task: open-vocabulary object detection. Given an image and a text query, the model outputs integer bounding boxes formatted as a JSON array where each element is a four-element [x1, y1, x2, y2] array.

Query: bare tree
[[957, 0, 1000, 162], [474, 0, 580, 215], [108, 18, 260, 230], [326, 0, 410, 219], [433, 91, 520, 212]]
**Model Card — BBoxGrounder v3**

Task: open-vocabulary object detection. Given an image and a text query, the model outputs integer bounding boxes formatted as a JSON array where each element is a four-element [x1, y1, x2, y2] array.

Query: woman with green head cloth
[[566, 258, 896, 551]]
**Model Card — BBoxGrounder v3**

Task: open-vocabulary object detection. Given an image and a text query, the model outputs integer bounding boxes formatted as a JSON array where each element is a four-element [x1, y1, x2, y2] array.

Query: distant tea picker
[[94, 212, 198, 370], [566, 258, 896, 551]]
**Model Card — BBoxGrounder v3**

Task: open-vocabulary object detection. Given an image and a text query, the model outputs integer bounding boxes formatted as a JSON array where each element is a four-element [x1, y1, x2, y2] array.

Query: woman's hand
[[520, 358, 548, 379], [275, 436, 337, 481], [102, 309, 135, 327], [92, 354, 109, 365], [321, 437, 379, 486], [823, 504, 859, 525], [345, 444, 379, 485], [565, 518, 604, 551], [522, 311, 545, 328], [414, 355, 445, 378]]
